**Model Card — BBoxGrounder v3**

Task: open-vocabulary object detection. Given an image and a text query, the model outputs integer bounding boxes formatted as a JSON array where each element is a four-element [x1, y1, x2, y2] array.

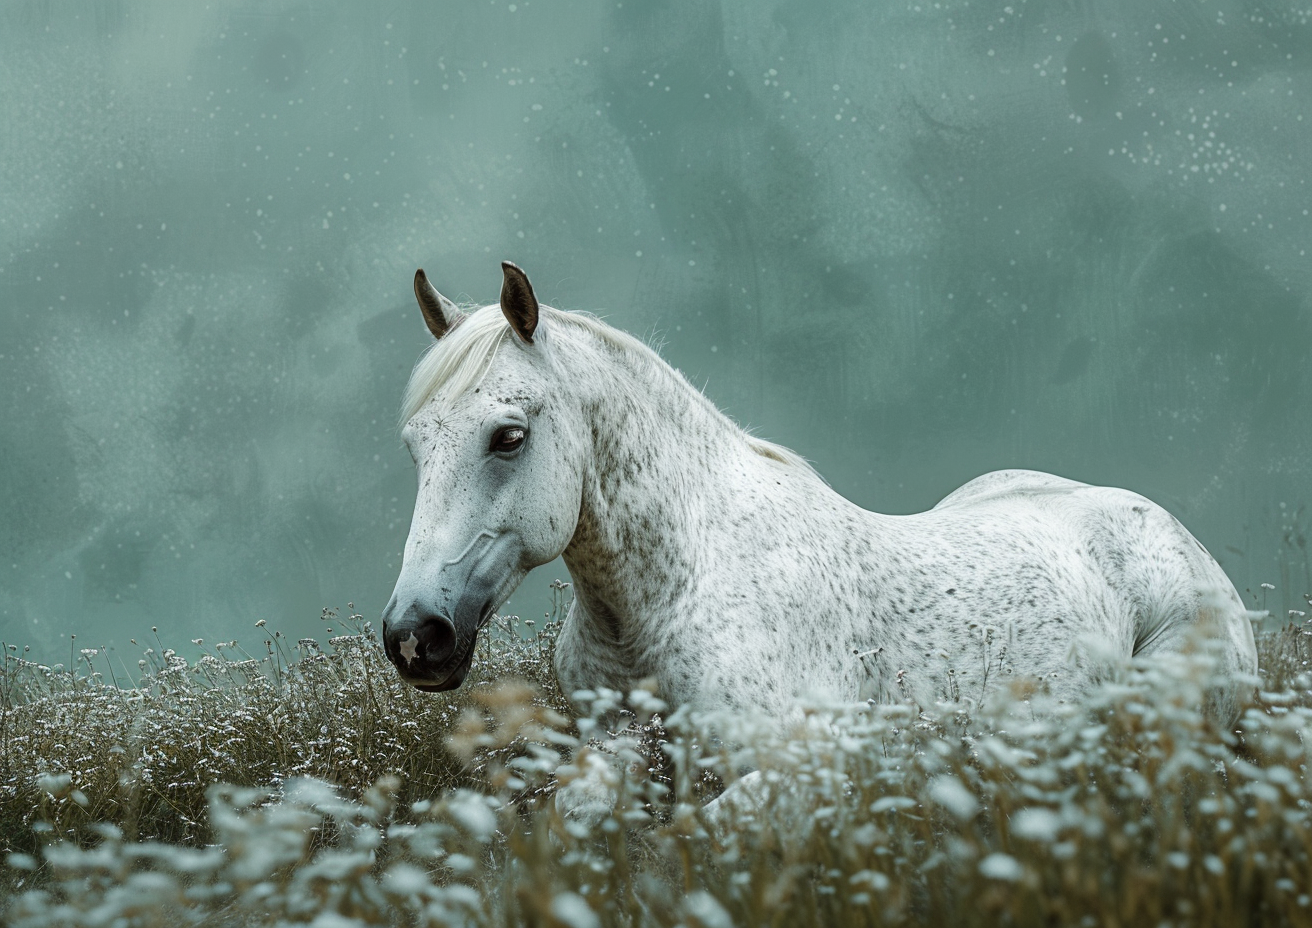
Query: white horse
[[381, 261, 1258, 728]]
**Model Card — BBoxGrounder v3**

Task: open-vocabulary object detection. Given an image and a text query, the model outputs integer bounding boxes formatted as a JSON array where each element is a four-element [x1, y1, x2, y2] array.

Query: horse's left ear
[[500, 260, 539, 344], [414, 269, 464, 340]]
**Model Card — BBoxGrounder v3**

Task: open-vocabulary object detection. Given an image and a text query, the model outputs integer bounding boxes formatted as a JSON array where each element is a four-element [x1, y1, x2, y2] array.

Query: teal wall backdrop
[[2, 1, 1310, 663]]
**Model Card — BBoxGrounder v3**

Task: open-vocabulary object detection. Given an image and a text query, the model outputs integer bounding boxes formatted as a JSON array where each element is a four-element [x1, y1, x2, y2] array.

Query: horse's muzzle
[[381, 603, 479, 691], [382, 531, 517, 691]]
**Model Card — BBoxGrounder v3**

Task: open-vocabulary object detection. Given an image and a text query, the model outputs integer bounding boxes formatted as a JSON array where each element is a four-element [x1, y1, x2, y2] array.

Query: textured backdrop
[[2, 0, 1309, 661]]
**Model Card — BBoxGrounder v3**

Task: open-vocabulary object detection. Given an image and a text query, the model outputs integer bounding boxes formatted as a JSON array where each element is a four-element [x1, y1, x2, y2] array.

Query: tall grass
[[0, 592, 570, 857], [3, 589, 1312, 927]]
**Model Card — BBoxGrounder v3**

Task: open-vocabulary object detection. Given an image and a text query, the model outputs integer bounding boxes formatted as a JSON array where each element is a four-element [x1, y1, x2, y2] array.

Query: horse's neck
[[560, 341, 758, 640]]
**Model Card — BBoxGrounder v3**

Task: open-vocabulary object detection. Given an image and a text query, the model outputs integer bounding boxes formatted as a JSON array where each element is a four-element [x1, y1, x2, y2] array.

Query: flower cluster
[[5, 600, 1312, 927]]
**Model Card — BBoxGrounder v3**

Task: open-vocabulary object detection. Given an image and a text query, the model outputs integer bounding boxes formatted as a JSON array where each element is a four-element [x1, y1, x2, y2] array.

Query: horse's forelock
[[399, 305, 512, 425], [399, 306, 629, 425]]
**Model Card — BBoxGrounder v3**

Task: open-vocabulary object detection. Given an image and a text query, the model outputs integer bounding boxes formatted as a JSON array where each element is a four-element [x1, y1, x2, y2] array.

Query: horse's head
[[381, 262, 585, 691]]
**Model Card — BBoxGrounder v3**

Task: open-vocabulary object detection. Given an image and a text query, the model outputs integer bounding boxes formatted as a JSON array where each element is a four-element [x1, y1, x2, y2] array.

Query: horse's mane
[[400, 305, 818, 476]]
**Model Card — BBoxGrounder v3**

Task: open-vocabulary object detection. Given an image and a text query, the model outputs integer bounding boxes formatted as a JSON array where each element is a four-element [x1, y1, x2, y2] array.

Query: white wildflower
[[1011, 807, 1061, 842], [978, 852, 1024, 881], [928, 775, 978, 821], [683, 890, 734, 928], [550, 892, 601, 928]]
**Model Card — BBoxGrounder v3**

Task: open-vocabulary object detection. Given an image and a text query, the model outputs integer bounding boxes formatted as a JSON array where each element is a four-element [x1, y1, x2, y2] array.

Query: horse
[[380, 261, 1258, 730]]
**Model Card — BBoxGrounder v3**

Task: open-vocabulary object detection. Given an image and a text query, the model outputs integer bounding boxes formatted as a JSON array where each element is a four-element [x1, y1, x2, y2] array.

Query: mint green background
[[2, 1, 1309, 663]]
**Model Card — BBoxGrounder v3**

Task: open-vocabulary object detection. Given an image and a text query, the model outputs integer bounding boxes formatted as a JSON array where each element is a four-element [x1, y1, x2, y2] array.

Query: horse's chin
[[413, 682, 456, 693], [408, 643, 476, 693]]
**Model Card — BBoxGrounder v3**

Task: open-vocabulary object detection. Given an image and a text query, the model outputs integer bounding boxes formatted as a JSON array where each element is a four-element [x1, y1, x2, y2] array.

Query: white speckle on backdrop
[[1, 0, 1309, 659]]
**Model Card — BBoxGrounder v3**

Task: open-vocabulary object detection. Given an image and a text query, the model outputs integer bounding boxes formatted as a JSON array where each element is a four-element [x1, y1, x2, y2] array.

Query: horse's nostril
[[416, 614, 456, 666], [387, 612, 458, 675], [381, 601, 469, 687]]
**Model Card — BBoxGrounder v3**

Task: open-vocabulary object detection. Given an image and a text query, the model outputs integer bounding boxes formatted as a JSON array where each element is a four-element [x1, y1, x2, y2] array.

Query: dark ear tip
[[501, 260, 521, 274], [415, 268, 426, 280]]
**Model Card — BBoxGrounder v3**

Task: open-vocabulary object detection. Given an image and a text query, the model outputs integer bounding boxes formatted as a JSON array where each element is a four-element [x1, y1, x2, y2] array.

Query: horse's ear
[[499, 260, 539, 344], [414, 268, 464, 340]]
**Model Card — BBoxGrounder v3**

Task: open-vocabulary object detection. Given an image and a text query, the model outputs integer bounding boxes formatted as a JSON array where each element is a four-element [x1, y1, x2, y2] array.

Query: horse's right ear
[[414, 268, 464, 340]]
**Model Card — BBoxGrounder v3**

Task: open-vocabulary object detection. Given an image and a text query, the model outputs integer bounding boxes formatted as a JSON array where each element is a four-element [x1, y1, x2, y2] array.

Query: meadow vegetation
[[3, 583, 1312, 927]]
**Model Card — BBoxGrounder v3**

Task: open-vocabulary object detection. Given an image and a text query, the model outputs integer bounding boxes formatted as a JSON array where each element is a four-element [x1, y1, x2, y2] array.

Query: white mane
[[399, 305, 815, 473], [399, 305, 511, 425]]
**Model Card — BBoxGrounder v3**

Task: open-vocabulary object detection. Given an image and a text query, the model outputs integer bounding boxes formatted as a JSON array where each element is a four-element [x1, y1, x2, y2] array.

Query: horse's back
[[933, 468, 1089, 509], [930, 469, 1257, 718]]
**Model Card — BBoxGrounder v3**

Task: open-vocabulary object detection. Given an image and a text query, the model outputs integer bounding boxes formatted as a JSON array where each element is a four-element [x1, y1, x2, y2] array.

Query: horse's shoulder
[[933, 469, 1089, 510]]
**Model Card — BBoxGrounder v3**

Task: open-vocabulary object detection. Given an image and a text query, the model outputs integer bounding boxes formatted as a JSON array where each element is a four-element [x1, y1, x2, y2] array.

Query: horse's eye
[[491, 426, 526, 454]]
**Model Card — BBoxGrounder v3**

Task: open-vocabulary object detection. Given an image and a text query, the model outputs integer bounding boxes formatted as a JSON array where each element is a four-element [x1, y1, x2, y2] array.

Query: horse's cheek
[[539, 417, 586, 550]]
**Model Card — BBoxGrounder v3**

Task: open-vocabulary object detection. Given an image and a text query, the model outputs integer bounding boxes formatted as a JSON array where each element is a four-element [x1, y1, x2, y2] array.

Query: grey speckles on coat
[[387, 301, 1258, 726]]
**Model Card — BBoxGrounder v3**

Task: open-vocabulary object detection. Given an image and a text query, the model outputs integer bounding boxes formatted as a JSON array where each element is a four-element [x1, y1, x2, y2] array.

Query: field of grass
[[3, 585, 1312, 927]]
